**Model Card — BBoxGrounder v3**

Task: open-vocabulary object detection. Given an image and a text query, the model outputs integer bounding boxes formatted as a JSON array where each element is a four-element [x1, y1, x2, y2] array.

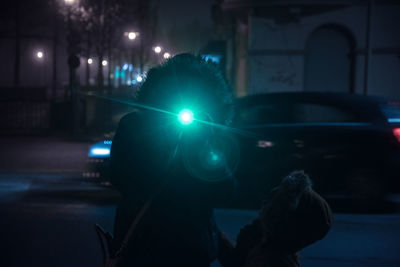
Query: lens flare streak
[[81, 91, 258, 138]]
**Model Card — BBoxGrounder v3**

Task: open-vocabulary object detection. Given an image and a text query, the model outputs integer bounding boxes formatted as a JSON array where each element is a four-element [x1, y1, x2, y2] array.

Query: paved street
[[1, 171, 400, 267], [214, 209, 400, 267], [0, 172, 118, 267], [0, 136, 91, 172]]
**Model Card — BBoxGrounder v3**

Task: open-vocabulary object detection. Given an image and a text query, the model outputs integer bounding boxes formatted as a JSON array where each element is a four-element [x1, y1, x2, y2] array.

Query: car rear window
[[237, 102, 361, 125], [236, 104, 293, 124], [293, 103, 358, 123]]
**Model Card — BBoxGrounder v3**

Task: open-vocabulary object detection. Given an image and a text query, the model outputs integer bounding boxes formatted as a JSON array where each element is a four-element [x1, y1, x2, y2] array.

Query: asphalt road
[[1, 172, 400, 267]]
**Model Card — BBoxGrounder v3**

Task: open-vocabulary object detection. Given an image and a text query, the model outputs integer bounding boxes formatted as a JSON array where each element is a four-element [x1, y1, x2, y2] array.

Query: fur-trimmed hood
[[260, 171, 333, 253]]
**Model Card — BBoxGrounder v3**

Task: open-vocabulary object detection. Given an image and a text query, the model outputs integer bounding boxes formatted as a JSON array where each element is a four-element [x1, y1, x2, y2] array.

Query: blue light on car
[[381, 104, 400, 123], [388, 118, 400, 123], [91, 148, 110, 156], [89, 141, 112, 158]]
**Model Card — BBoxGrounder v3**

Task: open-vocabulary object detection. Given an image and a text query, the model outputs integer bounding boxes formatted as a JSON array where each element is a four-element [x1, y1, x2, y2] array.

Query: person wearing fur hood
[[110, 54, 235, 267], [218, 171, 334, 267]]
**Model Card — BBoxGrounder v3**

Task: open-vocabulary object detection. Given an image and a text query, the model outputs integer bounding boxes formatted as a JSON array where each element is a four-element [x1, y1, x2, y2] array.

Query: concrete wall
[[247, 5, 400, 98]]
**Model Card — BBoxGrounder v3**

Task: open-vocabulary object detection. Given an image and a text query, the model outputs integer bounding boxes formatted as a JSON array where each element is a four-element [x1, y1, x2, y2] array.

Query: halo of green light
[[178, 109, 194, 125]]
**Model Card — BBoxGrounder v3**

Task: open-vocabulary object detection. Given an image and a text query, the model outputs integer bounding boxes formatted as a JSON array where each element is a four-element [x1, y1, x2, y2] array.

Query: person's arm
[[218, 231, 236, 267], [218, 218, 263, 267], [235, 218, 263, 267], [110, 112, 142, 195]]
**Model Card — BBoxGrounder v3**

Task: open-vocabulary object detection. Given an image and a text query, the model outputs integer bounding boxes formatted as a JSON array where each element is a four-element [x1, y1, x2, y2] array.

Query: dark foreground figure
[[218, 171, 334, 267], [110, 54, 234, 266]]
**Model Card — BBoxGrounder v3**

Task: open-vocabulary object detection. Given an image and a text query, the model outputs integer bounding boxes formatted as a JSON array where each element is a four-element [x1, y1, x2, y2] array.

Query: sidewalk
[[1, 136, 92, 172]]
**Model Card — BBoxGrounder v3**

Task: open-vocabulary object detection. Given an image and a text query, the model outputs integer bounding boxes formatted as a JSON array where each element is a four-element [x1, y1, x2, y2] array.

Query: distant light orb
[[122, 63, 128, 70], [87, 58, 93, 64], [163, 52, 171, 59], [36, 51, 43, 59], [154, 46, 162, 54], [64, 0, 75, 4], [178, 109, 194, 125], [128, 32, 137, 40], [102, 60, 108, 66], [136, 76, 143, 82]]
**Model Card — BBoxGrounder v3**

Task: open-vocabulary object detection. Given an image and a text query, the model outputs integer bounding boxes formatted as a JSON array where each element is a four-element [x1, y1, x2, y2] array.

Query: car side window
[[236, 104, 294, 125], [293, 103, 358, 123]]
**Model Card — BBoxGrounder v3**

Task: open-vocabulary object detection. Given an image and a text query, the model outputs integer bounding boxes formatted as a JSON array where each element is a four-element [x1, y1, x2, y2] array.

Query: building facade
[[216, 0, 400, 98]]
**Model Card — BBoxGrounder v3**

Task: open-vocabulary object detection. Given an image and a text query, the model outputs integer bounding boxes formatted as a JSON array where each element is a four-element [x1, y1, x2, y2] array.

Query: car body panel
[[233, 92, 400, 207]]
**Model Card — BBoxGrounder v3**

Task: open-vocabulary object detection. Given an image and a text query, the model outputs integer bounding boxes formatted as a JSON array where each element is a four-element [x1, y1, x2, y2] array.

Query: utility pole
[[13, 0, 21, 87], [65, 1, 81, 134], [363, 0, 374, 96], [52, 0, 59, 100]]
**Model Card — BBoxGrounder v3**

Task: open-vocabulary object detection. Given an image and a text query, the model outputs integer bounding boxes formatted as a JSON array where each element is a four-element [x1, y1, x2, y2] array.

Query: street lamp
[[102, 60, 108, 66], [124, 31, 139, 41], [163, 52, 171, 59], [36, 51, 44, 59], [154, 46, 162, 54], [88, 58, 93, 64], [128, 32, 137, 40]]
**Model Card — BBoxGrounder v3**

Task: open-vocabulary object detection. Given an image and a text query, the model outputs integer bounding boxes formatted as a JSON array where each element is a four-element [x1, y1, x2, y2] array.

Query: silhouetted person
[[218, 171, 333, 267], [110, 54, 235, 266]]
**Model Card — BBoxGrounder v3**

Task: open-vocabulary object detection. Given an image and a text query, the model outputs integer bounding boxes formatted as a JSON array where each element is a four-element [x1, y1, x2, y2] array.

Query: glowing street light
[[154, 46, 162, 54], [36, 51, 44, 59], [128, 32, 137, 40], [88, 58, 93, 64], [125, 31, 139, 41], [102, 60, 108, 66], [136, 76, 143, 83], [64, 0, 75, 4], [163, 52, 171, 59]]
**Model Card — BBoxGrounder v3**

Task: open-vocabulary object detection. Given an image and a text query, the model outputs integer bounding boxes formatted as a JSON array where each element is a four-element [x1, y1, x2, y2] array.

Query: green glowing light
[[178, 109, 194, 125], [211, 152, 219, 162]]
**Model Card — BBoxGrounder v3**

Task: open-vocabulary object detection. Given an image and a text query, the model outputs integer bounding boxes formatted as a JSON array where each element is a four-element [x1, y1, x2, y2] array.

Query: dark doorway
[[304, 25, 356, 93]]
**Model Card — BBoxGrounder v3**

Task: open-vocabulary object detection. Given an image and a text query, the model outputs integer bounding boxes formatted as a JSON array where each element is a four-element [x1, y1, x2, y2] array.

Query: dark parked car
[[233, 92, 400, 208], [86, 92, 400, 209]]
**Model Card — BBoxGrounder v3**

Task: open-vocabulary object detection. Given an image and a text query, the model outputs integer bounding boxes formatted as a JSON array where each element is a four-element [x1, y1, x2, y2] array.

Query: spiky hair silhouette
[[137, 53, 234, 125]]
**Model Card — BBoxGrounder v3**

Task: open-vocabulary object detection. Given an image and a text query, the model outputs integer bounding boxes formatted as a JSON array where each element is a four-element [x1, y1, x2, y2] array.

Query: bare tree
[[58, 0, 159, 90], [0, 0, 55, 88]]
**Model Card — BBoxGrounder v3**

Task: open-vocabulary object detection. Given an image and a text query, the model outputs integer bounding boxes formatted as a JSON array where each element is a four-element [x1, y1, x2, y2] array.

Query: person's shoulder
[[237, 218, 262, 243], [119, 110, 142, 124], [117, 110, 145, 130]]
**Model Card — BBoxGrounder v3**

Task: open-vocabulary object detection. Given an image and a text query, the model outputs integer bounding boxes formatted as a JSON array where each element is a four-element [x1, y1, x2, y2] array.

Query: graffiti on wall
[[269, 70, 298, 87]]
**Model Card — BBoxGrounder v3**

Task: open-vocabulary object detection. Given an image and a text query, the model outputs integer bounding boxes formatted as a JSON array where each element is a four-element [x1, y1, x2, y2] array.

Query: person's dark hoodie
[[218, 171, 334, 267], [110, 54, 235, 267]]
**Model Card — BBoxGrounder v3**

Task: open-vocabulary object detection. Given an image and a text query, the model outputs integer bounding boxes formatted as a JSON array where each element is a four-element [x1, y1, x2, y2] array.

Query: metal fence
[[0, 87, 50, 135]]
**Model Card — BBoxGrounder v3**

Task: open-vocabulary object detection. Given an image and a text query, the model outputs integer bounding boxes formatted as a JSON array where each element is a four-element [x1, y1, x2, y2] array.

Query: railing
[[0, 87, 50, 135]]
